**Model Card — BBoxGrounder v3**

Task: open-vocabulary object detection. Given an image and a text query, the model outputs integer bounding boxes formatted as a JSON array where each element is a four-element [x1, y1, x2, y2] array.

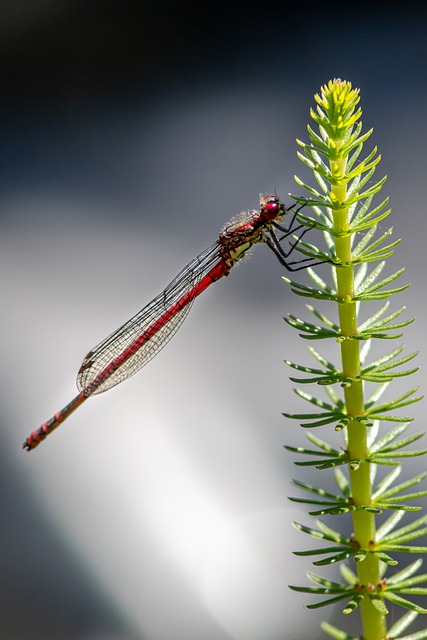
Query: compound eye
[[261, 196, 280, 219]]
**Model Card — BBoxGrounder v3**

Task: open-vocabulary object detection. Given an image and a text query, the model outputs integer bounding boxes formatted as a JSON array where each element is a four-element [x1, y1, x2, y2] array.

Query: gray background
[[1, 2, 426, 639]]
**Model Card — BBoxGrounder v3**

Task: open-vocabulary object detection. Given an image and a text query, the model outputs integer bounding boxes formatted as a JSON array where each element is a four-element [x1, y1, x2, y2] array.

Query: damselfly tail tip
[[22, 431, 42, 452]]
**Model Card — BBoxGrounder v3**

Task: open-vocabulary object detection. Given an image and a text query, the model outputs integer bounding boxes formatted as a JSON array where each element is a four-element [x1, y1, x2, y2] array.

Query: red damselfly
[[23, 195, 314, 451]]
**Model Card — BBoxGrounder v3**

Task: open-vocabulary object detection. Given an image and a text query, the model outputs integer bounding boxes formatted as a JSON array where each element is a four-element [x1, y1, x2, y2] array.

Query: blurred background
[[1, 2, 426, 639]]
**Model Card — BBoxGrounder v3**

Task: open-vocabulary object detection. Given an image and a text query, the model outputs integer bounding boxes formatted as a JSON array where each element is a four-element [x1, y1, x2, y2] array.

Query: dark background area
[[1, 2, 426, 639]]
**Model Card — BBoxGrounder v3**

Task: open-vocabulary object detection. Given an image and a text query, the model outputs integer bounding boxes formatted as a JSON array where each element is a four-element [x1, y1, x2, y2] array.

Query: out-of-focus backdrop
[[1, 2, 426, 639]]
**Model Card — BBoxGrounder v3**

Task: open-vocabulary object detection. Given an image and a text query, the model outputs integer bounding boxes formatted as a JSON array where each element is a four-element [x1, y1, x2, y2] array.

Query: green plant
[[283, 79, 427, 640]]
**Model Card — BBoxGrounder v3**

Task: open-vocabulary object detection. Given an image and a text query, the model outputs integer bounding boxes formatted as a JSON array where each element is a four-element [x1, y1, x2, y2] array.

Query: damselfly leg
[[267, 202, 324, 272]]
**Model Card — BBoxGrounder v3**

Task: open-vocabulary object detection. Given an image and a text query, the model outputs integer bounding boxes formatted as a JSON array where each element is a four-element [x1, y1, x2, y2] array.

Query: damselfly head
[[259, 194, 285, 221]]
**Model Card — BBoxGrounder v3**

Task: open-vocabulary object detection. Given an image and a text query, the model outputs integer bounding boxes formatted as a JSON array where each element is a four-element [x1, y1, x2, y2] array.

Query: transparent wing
[[77, 242, 222, 396]]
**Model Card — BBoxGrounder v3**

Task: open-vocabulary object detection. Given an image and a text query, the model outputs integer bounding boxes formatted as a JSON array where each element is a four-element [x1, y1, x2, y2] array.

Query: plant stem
[[288, 79, 425, 640], [331, 171, 387, 640]]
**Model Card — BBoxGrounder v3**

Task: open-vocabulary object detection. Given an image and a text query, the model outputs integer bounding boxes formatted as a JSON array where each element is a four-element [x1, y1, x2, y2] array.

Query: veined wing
[[77, 242, 222, 395]]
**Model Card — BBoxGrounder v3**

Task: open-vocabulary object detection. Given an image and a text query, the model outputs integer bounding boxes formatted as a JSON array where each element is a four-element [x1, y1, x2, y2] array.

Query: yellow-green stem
[[331, 171, 387, 640]]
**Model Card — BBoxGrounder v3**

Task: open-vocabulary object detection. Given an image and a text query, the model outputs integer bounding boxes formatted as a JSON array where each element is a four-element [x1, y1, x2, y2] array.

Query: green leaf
[[373, 550, 399, 566], [305, 431, 340, 452], [359, 241, 401, 263], [381, 514, 427, 542], [353, 224, 401, 264], [383, 523, 427, 544], [294, 520, 348, 543], [285, 444, 337, 458], [285, 313, 340, 338], [387, 610, 420, 638], [395, 629, 427, 640], [379, 471, 427, 499], [284, 359, 343, 385], [307, 594, 352, 609], [356, 267, 406, 296], [360, 346, 419, 381], [290, 237, 333, 264], [365, 386, 423, 416], [321, 621, 358, 640], [358, 301, 397, 329], [285, 433, 350, 468], [291, 479, 343, 501], [350, 196, 390, 231], [343, 126, 374, 158], [377, 511, 406, 540], [377, 431, 425, 451], [373, 466, 402, 498], [340, 563, 358, 585], [349, 192, 374, 227], [342, 594, 365, 614], [288, 584, 347, 596], [384, 545, 427, 554], [346, 176, 389, 212], [295, 388, 343, 410], [387, 559, 424, 584], [306, 303, 339, 328], [370, 423, 413, 452], [383, 591, 427, 614], [313, 551, 359, 566], [389, 576, 427, 592], [359, 307, 415, 336], [334, 468, 350, 496], [283, 278, 340, 302], [370, 594, 389, 614], [307, 572, 348, 589]]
